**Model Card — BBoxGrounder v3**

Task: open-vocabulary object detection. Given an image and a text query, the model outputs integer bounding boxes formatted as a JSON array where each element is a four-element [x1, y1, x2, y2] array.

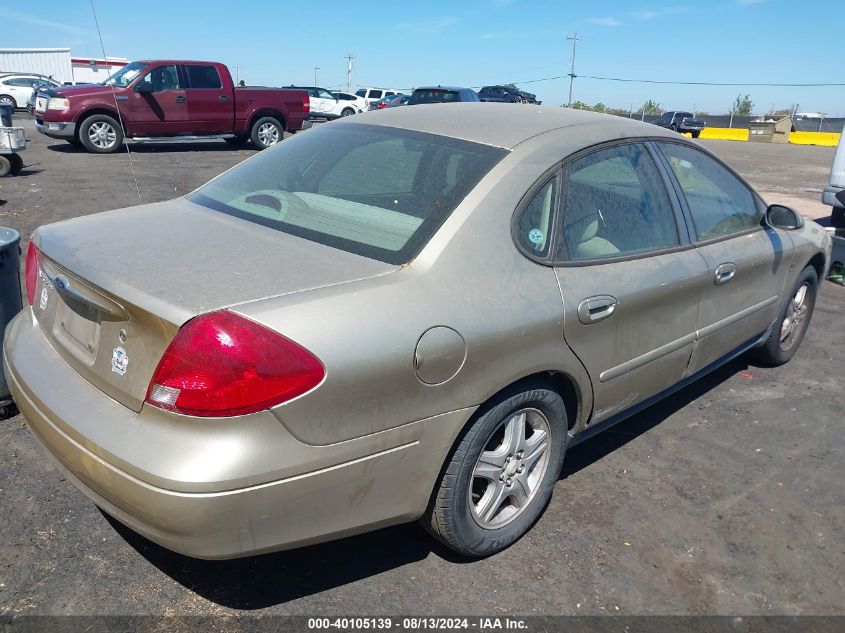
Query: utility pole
[[566, 32, 583, 108], [345, 53, 355, 92], [314, 66, 320, 85]]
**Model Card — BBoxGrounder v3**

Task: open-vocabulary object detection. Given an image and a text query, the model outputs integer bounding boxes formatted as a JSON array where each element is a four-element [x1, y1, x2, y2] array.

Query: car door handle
[[218, 95, 229, 102], [175, 95, 187, 103], [714, 262, 737, 285], [577, 295, 618, 325]]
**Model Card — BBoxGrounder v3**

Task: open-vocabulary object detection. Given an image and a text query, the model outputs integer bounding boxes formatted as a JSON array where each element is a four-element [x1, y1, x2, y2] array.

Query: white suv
[[332, 92, 368, 116], [822, 125, 845, 229], [354, 87, 400, 107], [0, 74, 60, 110]]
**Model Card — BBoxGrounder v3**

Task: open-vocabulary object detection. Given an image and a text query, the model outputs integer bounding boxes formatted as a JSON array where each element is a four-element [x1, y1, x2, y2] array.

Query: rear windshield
[[190, 124, 507, 264], [409, 89, 461, 105]]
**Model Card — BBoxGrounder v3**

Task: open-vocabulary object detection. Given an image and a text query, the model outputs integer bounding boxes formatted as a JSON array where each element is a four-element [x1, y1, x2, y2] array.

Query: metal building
[[0, 48, 73, 83]]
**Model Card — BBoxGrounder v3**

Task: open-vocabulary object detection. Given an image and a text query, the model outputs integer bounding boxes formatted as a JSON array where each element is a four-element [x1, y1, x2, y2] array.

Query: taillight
[[25, 242, 40, 306], [303, 95, 310, 112], [146, 311, 324, 417]]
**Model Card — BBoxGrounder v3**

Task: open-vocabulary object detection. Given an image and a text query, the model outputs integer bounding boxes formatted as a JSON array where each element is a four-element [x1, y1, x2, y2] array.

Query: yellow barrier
[[789, 131, 841, 147], [699, 127, 749, 141]]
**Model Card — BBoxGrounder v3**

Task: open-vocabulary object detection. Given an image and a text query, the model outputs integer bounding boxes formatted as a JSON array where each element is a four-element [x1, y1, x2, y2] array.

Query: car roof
[[414, 86, 472, 92], [341, 102, 677, 150]]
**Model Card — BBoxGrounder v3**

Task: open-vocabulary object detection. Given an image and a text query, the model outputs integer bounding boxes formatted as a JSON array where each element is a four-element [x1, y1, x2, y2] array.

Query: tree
[[568, 100, 592, 110], [637, 99, 663, 115], [733, 94, 753, 116]]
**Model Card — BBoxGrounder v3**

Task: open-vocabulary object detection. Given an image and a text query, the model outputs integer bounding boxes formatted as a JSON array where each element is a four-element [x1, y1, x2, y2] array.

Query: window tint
[[317, 89, 334, 99], [558, 143, 679, 261], [369, 90, 383, 99], [190, 124, 507, 264], [409, 89, 460, 105], [186, 65, 222, 89], [137, 65, 181, 92], [658, 142, 759, 240], [7, 77, 37, 87], [355, 89, 367, 97], [516, 177, 557, 256]]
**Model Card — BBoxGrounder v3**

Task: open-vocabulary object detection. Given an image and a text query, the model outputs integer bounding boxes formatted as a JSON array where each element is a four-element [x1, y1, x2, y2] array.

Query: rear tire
[[0, 95, 16, 109], [250, 116, 284, 149], [79, 114, 124, 153], [423, 382, 568, 557], [340, 107, 355, 117], [749, 266, 818, 366], [0, 156, 10, 177]]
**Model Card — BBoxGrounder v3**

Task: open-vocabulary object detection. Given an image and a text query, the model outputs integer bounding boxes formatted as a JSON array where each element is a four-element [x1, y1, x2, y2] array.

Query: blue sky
[[2, 0, 842, 115]]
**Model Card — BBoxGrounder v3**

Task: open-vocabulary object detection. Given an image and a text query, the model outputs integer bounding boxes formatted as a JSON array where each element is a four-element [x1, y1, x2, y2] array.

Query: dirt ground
[[0, 114, 843, 618]]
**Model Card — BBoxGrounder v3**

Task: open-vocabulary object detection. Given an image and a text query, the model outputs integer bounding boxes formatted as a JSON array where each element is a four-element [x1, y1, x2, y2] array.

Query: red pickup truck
[[34, 60, 310, 153]]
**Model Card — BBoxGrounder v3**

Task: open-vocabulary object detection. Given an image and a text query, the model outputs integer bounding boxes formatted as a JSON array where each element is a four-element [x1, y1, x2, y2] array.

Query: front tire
[[250, 116, 283, 149], [79, 114, 124, 153], [424, 383, 568, 557], [750, 266, 818, 366], [340, 107, 355, 117]]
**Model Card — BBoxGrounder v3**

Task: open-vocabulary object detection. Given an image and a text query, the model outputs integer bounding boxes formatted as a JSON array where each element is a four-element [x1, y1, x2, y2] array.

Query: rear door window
[[557, 143, 680, 261], [657, 142, 760, 240], [186, 65, 222, 89]]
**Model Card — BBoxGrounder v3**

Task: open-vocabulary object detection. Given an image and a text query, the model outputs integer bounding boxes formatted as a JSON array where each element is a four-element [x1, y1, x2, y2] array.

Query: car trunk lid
[[31, 198, 396, 412]]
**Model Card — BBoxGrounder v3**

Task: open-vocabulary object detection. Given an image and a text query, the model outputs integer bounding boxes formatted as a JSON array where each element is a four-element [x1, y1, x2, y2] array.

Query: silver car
[[4, 104, 831, 559]]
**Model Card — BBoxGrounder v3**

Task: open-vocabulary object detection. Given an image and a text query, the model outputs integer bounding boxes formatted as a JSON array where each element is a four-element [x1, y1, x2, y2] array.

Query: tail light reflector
[[146, 311, 324, 417], [303, 95, 310, 112], [25, 242, 40, 306]]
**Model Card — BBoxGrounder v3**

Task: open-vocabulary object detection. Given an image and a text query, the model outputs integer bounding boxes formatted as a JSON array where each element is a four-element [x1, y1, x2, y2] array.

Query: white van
[[822, 125, 845, 229]]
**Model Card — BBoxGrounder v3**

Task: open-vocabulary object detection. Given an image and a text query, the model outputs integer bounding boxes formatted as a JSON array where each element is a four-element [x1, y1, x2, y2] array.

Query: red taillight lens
[[146, 311, 325, 417], [25, 242, 40, 306], [303, 95, 310, 112]]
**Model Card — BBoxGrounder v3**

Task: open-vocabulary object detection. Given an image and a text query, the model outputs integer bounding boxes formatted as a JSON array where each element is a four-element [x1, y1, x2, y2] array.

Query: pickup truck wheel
[[340, 107, 355, 117], [79, 114, 123, 153], [250, 117, 283, 149], [0, 156, 11, 177]]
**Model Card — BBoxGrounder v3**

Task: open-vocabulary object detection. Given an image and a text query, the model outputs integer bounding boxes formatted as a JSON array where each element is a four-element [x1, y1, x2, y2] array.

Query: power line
[[579, 75, 845, 87]]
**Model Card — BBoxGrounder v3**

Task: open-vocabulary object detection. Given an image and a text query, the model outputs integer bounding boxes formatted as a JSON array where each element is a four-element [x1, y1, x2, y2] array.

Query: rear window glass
[[186, 65, 222, 89], [190, 124, 507, 264], [355, 89, 367, 97], [410, 89, 460, 105]]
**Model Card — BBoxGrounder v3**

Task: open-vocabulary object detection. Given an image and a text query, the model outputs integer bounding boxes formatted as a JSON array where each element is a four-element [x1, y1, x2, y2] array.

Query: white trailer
[[0, 48, 73, 83]]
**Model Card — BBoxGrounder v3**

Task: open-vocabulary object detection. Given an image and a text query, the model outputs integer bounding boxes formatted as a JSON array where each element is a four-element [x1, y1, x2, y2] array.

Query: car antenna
[[89, 0, 142, 205]]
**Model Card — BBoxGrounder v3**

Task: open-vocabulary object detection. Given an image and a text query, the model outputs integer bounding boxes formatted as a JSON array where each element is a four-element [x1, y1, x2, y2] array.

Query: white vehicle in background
[[821, 125, 845, 230], [286, 86, 352, 120], [331, 91, 368, 115], [354, 87, 400, 107], [0, 74, 60, 110]]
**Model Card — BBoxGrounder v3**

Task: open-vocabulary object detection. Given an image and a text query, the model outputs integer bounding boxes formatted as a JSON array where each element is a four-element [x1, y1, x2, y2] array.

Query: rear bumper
[[35, 119, 76, 138], [3, 311, 472, 559]]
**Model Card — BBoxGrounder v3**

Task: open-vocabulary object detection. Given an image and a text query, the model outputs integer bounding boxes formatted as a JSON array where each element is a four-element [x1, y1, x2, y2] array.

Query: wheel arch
[[247, 109, 287, 132], [806, 252, 827, 281]]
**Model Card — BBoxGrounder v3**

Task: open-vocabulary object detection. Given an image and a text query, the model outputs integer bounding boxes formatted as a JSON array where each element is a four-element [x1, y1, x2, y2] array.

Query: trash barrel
[[0, 227, 22, 405], [0, 104, 12, 128]]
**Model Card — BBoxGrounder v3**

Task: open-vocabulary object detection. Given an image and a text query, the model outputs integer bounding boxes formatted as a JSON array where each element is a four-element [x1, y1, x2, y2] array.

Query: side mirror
[[765, 204, 804, 230], [134, 83, 153, 94]]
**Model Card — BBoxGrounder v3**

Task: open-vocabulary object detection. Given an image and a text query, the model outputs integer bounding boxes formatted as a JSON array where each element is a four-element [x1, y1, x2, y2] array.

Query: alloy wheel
[[779, 282, 812, 352], [257, 122, 280, 146], [469, 407, 551, 528], [88, 121, 117, 149]]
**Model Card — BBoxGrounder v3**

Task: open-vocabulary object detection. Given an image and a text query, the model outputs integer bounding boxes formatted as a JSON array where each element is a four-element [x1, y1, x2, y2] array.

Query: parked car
[[0, 74, 60, 110], [354, 87, 400, 107], [385, 94, 410, 108], [6, 104, 830, 560], [821, 124, 845, 229], [287, 86, 352, 119], [652, 111, 706, 138], [33, 60, 310, 153], [408, 86, 480, 105], [477, 85, 539, 104], [368, 94, 406, 110], [331, 91, 368, 115]]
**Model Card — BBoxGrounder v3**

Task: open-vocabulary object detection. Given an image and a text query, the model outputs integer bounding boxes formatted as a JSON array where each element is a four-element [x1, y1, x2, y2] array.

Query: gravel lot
[[1, 114, 843, 618]]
